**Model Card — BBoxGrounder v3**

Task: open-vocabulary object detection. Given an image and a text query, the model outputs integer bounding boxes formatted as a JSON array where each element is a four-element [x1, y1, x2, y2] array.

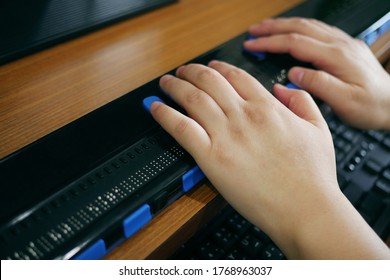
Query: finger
[[175, 64, 243, 115], [288, 67, 350, 110], [243, 33, 333, 69], [208, 60, 272, 102], [150, 101, 211, 162], [159, 74, 226, 135], [248, 17, 336, 43], [273, 84, 326, 127]]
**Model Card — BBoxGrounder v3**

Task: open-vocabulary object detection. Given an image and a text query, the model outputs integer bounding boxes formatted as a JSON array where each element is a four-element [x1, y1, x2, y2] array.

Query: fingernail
[[274, 83, 285, 89], [143, 96, 164, 113], [160, 74, 174, 82], [289, 68, 304, 85], [248, 24, 261, 33], [297, 71, 304, 84], [149, 101, 163, 113], [243, 40, 256, 48], [176, 65, 187, 76], [208, 60, 220, 66], [273, 83, 287, 94]]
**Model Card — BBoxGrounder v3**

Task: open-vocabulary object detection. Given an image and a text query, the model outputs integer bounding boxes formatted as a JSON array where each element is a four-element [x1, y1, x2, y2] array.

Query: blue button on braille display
[[143, 96, 164, 113], [242, 35, 266, 59], [182, 165, 205, 192], [122, 204, 152, 239], [285, 82, 300, 90], [73, 239, 106, 260]]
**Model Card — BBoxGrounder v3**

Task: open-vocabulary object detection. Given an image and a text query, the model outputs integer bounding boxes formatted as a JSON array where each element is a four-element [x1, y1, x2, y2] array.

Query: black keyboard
[[172, 205, 286, 260]]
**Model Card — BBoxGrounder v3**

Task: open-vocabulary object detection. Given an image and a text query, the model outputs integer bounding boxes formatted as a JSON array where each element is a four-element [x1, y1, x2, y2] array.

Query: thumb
[[273, 84, 325, 126], [288, 67, 349, 109]]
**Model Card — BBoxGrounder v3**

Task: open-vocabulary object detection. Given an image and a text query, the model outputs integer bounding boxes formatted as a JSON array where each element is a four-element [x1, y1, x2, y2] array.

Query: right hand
[[244, 17, 390, 130]]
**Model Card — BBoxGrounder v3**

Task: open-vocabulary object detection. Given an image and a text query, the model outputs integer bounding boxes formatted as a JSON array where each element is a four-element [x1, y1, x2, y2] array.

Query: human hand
[[244, 17, 390, 130], [150, 61, 343, 257]]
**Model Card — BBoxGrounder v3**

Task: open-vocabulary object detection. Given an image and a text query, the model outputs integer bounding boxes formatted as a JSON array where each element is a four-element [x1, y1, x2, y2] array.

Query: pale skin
[[150, 17, 390, 259]]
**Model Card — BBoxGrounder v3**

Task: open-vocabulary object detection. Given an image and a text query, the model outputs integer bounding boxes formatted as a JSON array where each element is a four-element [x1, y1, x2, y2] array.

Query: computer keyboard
[[171, 118, 390, 259], [171, 205, 286, 260]]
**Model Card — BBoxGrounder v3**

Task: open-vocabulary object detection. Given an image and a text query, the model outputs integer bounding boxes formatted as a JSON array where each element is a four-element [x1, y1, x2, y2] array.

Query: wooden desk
[[1, 0, 388, 259]]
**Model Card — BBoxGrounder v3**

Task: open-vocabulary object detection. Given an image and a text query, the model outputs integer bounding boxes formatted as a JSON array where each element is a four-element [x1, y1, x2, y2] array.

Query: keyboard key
[[337, 174, 350, 190], [361, 141, 375, 151], [375, 179, 390, 195], [252, 226, 272, 243], [197, 241, 224, 260], [261, 244, 285, 260], [327, 120, 339, 132], [344, 162, 357, 172], [212, 227, 238, 250], [335, 138, 347, 150], [383, 169, 390, 181], [239, 235, 264, 258], [383, 137, 390, 150], [359, 149, 368, 157], [342, 129, 358, 143], [351, 156, 362, 165], [335, 150, 346, 164], [364, 160, 383, 174], [367, 131, 385, 142], [227, 213, 251, 235], [335, 123, 347, 135], [343, 182, 365, 205], [225, 248, 249, 260], [358, 192, 383, 225], [373, 202, 390, 239]]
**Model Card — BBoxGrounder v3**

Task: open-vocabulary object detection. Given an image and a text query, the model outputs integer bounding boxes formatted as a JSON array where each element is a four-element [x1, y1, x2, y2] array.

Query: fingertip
[[175, 65, 187, 77], [248, 23, 262, 34], [273, 83, 286, 91], [149, 100, 163, 114], [149, 102, 169, 124], [272, 83, 284, 95], [274, 83, 322, 121], [159, 74, 174, 87], [273, 83, 292, 106], [248, 18, 273, 34], [288, 67, 305, 86], [143, 96, 165, 114], [243, 39, 256, 49], [208, 60, 221, 67]]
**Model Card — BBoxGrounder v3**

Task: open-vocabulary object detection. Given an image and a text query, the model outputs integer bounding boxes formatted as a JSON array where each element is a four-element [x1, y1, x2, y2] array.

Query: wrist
[[279, 187, 346, 259], [377, 71, 390, 130], [256, 181, 343, 258], [282, 191, 389, 259]]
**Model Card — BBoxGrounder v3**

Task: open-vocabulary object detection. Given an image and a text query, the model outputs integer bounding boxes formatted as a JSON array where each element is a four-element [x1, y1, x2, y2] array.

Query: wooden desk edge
[[105, 182, 227, 259]]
